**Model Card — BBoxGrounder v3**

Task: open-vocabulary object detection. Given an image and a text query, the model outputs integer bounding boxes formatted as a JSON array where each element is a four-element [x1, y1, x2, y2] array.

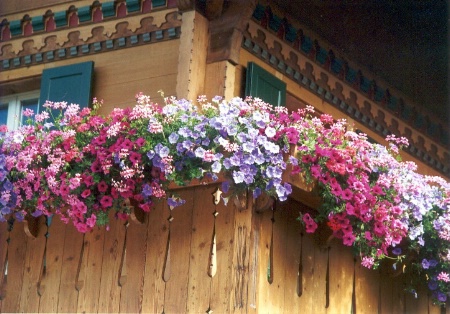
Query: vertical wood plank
[[281, 205, 302, 314], [390, 273, 405, 313], [119, 216, 149, 313], [310, 245, 328, 314], [355, 260, 380, 314], [76, 226, 106, 313], [327, 242, 354, 313], [56, 222, 84, 313], [231, 193, 258, 314], [210, 186, 235, 313], [141, 199, 168, 313], [18, 216, 46, 313], [37, 217, 67, 313], [429, 296, 444, 314], [0, 220, 28, 313], [176, 11, 208, 101], [265, 207, 287, 312], [379, 265, 394, 314], [255, 208, 273, 313], [163, 188, 194, 313], [96, 213, 126, 313], [0, 221, 10, 309], [204, 62, 227, 99], [404, 281, 428, 314], [186, 185, 216, 313], [298, 232, 318, 313]]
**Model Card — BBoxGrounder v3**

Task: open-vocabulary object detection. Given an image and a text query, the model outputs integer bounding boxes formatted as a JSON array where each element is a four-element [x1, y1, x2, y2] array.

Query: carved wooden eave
[[0, 0, 183, 76], [241, 18, 450, 179], [0, 9, 181, 75]]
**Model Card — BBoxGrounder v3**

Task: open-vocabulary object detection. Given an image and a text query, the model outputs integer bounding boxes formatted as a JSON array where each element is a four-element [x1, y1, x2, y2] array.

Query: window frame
[[0, 90, 40, 130]]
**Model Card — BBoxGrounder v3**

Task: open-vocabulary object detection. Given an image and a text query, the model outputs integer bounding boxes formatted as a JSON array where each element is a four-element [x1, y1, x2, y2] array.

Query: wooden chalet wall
[[0, 183, 443, 313], [0, 4, 181, 112], [1, 1, 449, 313]]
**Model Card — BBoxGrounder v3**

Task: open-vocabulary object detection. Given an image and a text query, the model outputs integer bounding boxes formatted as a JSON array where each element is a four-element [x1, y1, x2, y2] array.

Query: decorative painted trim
[[54, 11, 68, 28], [1, 26, 180, 68], [102, 2, 117, 18], [9, 20, 22, 37], [126, 0, 141, 13], [0, 0, 179, 42], [31, 16, 45, 32], [0, 11, 181, 71], [251, 4, 448, 149], [78, 6, 93, 23], [242, 27, 450, 178]]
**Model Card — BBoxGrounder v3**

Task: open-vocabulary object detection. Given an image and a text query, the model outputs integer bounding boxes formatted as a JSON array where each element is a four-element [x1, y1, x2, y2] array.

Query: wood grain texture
[[265, 208, 287, 312], [163, 188, 193, 313], [97, 213, 126, 313], [176, 11, 208, 101], [0, 221, 10, 309], [186, 185, 216, 313], [255, 208, 273, 313], [0, 220, 28, 313], [231, 193, 258, 314], [18, 217, 46, 313], [327, 241, 353, 313], [37, 217, 67, 313], [76, 226, 105, 313], [298, 232, 317, 312], [141, 199, 168, 313], [210, 185, 235, 313], [56, 222, 84, 313], [118, 215, 149, 313], [355, 260, 380, 314], [282, 205, 302, 314], [0, 188, 443, 313]]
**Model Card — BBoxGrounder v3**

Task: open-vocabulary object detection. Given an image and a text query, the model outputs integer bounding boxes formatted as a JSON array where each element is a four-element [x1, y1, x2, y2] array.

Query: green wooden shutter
[[245, 62, 286, 106], [39, 61, 94, 109]]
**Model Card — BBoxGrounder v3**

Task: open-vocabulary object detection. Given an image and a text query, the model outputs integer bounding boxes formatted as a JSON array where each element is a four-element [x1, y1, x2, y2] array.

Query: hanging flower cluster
[[0, 95, 448, 305]]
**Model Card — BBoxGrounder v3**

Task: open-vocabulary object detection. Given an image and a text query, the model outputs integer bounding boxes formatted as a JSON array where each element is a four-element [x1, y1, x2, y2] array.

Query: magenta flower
[[100, 195, 113, 209], [81, 189, 91, 199], [98, 181, 108, 193]]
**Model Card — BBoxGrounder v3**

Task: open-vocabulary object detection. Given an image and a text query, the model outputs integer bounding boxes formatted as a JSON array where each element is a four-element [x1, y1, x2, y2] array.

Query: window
[[39, 61, 94, 108], [0, 61, 94, 130], [0, 90, 40, 130], [245, 62, 286, 107]]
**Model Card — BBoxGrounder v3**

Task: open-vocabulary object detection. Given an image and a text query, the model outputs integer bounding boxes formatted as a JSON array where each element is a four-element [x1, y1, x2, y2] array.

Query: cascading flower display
[[0, 94, 448, 305]]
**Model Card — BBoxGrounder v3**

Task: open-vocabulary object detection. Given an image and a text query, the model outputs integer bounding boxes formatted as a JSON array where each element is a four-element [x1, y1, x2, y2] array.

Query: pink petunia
[[60, 184, 70, 197], [100, 195, 113, 208], [81, 189, 91, 198], [74, 222, 89, 233], [91, 161, 102, 173], [341, 189, 353, 201], [135, 137, 145, 147], [83, 175, 94, 187], [342, 231, 356, 246], [129, 152, 142, 165], [98, 181, 109, 193], [86, 214, 97, 228]]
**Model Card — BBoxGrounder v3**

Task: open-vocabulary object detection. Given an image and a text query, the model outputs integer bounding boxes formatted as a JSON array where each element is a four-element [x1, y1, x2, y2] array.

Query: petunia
[[100, 195, 113, 208], [81, 189, 91, 199], [98, 181, 108, 193]]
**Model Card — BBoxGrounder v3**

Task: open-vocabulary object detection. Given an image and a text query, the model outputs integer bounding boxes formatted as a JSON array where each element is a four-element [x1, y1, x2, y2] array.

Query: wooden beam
[[205, 0, 224, 20], [207, 0, 257, 64], [177, 0, 195, 12], [176, 10, 208, 100]]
